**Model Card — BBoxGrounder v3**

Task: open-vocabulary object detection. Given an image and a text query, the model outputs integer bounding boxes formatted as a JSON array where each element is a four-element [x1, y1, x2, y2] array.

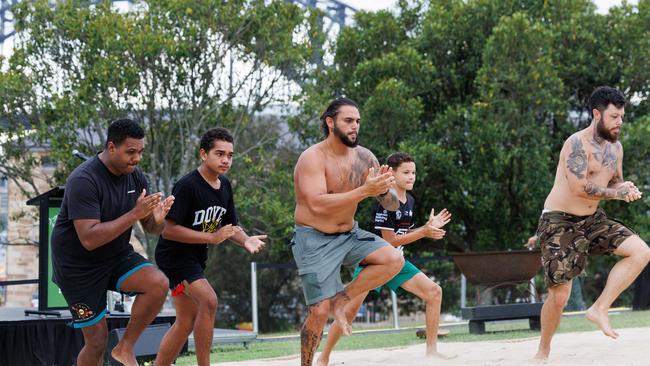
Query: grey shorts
[[291, 222, 390, 305]]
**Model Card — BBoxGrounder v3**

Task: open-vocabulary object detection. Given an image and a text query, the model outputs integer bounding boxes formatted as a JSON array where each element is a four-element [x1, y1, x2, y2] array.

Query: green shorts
[[353, 259, 420, 294], [291, 222, 390, 305]]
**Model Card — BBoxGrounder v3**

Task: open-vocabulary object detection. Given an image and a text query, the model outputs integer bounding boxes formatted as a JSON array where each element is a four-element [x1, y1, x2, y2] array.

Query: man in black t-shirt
[[154, 128, 266, 366], [51, 119, 174, 366]]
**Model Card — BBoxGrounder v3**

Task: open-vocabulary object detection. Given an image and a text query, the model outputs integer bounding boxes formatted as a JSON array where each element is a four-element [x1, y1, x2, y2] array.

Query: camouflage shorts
[[536, 208, 635, 287]]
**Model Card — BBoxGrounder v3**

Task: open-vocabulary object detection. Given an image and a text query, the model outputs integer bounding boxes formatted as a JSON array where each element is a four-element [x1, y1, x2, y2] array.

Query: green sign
[[47, 207, 67, 308]]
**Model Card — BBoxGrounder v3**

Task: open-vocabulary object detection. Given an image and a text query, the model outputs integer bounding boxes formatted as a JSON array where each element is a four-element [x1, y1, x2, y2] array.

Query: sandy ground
[[218, 326, 650, 366]]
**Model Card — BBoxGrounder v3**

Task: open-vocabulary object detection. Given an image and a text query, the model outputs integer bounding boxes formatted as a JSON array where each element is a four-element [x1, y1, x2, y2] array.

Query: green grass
[[173, 309, 650, 365]]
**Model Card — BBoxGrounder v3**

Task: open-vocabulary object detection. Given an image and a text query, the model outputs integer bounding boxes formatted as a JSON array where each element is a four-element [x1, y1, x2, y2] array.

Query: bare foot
[[533, 348, 549, 362], [315, 355, 329, 366], [332, 318, 352, 336], [585, 306, 619, 339], [331, 292, 352, 336], [111, 342, 138, 366], [426, 350, 458, 359]]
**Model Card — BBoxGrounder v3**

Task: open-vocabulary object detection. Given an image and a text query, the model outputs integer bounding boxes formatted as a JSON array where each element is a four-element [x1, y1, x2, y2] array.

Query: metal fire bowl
[[452, 250, 542, 286]]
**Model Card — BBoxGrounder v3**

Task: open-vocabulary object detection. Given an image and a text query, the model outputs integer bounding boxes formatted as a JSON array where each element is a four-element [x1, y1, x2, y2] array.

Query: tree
[[0, 0, 318, 330], [299, 0, 650, 312]]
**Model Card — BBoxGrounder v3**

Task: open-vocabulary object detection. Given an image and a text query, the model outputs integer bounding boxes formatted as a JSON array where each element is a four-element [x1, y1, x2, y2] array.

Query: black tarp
[[0, 310, 177, 366]]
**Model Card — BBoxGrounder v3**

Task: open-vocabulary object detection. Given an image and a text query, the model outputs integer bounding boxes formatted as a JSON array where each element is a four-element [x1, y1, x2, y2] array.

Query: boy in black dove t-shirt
[[154, 128, 266, 366]]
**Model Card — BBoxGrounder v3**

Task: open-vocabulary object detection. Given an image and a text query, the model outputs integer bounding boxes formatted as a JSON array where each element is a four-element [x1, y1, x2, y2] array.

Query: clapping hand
[[427, 208, 451, 229]]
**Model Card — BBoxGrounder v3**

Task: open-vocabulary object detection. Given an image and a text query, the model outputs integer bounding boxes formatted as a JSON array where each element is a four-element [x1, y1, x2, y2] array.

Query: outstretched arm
[[378, 209, 451, 248], [379, 227, 445, 247], [161, 218, 242, 245], [230, 229, 266, 254]]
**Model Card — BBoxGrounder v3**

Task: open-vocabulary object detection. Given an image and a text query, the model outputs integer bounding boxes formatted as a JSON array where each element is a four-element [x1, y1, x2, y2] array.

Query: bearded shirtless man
[[292, 97, 404, 366], [534, 86, 650, 360]]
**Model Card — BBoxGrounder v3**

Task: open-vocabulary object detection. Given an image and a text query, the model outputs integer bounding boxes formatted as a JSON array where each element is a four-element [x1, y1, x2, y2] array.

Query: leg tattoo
[[301, 303, 326, 366]]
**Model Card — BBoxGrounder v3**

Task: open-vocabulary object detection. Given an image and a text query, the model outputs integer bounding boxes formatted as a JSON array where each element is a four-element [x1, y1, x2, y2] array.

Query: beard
[[332, 124, 359, 147], [596, 117, 619, 143]]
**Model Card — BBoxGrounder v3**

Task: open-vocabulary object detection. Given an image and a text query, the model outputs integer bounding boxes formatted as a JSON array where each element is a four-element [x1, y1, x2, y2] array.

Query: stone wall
[[4, 164, 53, 308]]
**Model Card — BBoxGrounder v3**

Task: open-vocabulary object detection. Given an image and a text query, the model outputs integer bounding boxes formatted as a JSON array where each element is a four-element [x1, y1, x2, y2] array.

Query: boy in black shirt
[[317, 152, 454, 365], [154, 128, 266, 366], [51, 119, 175, 366]]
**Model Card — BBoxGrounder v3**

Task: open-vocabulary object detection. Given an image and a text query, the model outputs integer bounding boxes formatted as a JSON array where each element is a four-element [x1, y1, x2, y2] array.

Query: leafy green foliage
[[299, 0, 650, 314], [2, 0, 650, 330], [0, 0, 316, 330]]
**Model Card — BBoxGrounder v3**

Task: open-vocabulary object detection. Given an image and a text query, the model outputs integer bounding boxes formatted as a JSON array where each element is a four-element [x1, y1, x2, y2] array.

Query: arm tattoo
[[567, 137, 587, 179], [351, 148, 377, 187], [584, 182, 626, 200], [354, 147, 399, 209], [340, 290, 351, 301], [377, 188, 399, 211], [608, 175, 623, 188]]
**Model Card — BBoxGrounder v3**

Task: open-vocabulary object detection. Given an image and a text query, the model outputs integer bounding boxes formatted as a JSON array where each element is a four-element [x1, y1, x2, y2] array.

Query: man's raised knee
[[387, 249, 404, 268]]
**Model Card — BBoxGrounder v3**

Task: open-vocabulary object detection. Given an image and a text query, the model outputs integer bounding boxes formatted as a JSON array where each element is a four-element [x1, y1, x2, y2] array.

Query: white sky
[[344, 0, 637, 14], [0, 0, 639, 57]]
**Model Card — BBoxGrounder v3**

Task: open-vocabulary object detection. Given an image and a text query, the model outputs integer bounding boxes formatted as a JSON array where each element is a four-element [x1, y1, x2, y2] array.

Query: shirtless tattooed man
[[292, 97, 404, 366], [534, 86, 650, 360]]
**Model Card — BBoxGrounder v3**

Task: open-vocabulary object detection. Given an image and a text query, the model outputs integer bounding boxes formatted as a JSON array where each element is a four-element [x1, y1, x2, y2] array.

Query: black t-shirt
[[51, 156, 148, 273], [371, 193, 415, 250], [155, 170, 238, 267]]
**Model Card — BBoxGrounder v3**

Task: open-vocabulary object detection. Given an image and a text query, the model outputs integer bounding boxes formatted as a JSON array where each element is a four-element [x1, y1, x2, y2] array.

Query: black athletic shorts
[[155, 252, 206, 295], [56, 250, 152, 328]]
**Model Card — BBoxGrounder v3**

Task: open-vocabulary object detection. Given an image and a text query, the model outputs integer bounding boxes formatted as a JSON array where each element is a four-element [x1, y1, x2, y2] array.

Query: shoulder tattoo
[[567, 137, 587, 179]]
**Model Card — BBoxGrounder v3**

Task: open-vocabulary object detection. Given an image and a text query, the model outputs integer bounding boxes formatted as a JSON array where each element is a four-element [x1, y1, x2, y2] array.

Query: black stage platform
[[0, 307, 177, 365]]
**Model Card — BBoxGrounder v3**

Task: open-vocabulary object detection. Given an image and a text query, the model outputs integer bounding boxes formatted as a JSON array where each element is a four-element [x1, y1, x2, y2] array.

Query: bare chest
[[323, 156, 368, 193], [586, 142, 619, 181]]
